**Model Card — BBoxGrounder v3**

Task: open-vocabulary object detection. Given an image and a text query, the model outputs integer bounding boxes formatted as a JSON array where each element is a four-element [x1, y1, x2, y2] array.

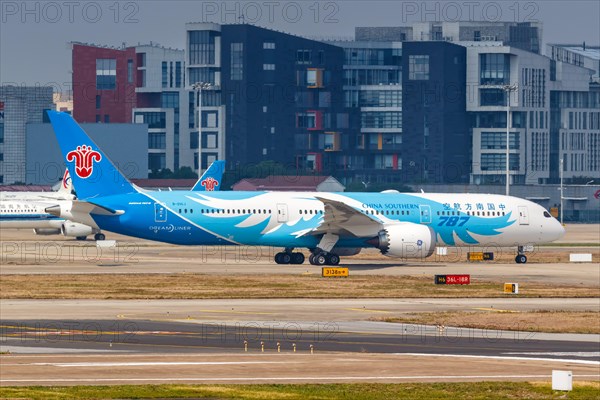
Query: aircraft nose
[[550, 219, 566, 242], [557, 221, 566, 240]]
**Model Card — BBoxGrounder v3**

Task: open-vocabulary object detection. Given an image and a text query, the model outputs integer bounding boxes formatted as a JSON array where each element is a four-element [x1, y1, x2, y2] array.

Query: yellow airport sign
[[322, 267, 349, 277], [504, 283, 519, 294]]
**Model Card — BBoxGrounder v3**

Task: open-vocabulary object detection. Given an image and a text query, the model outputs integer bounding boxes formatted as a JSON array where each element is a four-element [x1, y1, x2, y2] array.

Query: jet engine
[[33, 228, 61, 235], [61, 221, 97, 238], [368, 223, 436, 258]]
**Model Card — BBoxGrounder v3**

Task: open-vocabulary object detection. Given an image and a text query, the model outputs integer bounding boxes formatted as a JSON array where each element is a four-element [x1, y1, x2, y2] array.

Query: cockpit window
[[543, 211, 551, 218]]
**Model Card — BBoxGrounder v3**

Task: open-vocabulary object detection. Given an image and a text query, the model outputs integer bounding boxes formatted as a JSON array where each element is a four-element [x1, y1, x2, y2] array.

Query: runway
[[0, 226, 598, 386], [2, 318, 599, 358], [2, 353, 599, 386], [2, 298, 599, 321]]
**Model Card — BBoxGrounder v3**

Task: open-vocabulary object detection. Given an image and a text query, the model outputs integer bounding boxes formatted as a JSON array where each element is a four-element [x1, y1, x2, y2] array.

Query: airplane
[[0, 170, 107, 240], [0, 169, 74, 201], [46, 111, 565, 264]]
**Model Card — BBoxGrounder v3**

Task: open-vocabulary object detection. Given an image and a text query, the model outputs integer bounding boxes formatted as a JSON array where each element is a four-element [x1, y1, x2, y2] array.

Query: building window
[[104, 115, 110, 124], [480, 89, 507, 106], [127, 59, 134, 83], [297, 113, 316, 128], [480, 53, 510, 85], [95, 95, 101, 109], [149, 133, 166, 149], [134, 112, 166, 129], [188, 68, 215, 86], [263, 64, 275, 70], [202, 132, 218, 149], [96, 59, 116, 90], [263, 42, 275, 49], [361, 112, 402, 129], [96, 114, 101, 123], [0, 122, 3, 143], [360, 90, 402, 107], [374, 155, 395, 169], [188, 30, 216, 65], [162, 62, 168, 88], [231, 43, 243, 80], [481, 153, 519, 171], [190, 132, 199, 149], [481, 132, 519, 149], [161, 92, 179, 109], [474, 31, 481, 41], [409, 55, 429, 80], [148, 153, 166, 171], [175, 62, 182, 87], [296, 50, 311, 64]]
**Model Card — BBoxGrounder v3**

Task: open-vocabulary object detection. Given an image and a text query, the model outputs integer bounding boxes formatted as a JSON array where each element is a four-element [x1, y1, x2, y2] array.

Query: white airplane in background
[[1, 169, 74, 201], [0, 163, 225, 241], [0, 170, 106, 240]]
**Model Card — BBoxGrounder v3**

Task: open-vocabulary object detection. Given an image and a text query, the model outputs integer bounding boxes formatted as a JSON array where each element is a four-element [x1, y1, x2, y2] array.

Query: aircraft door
[[277, 204, 288, 223], [518, 206, 529, 225], [419, 205, 432, 224], [155, 203, 167, 222]]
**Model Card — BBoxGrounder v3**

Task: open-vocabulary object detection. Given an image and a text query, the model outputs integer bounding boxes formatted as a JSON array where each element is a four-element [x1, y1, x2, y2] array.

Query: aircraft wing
[[45, 200, 123, 230], [309, 196, 382, 237], [72, 201, 125, 216]]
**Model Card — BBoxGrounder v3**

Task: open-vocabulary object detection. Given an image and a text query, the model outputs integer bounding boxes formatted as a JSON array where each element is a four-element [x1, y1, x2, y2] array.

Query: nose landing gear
[[515, 246, 528, 264]]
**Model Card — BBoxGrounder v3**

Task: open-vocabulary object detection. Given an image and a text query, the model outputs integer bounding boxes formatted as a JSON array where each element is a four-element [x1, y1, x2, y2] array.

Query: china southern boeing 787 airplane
[[46, 111, 565, 265]]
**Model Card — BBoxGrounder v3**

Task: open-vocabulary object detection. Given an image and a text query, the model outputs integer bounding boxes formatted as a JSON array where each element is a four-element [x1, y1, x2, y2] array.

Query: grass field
[[377, 310, 600, 334], [1, 273, 599, 299], [1, 382, 599, 400]]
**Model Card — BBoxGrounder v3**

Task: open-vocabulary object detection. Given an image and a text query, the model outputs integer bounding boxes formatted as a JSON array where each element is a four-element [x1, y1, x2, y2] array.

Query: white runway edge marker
[[31, 361, 300, 367], [3, 375, 600, 384], [504, 352, 600, 358], [397, 353, 600, 366]]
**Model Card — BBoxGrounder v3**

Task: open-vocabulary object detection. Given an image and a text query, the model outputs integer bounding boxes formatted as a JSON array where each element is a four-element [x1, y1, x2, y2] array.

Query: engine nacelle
[[61, 221, 96, 238], [368, 223, 436, 258], [34, 228, 61, 236]]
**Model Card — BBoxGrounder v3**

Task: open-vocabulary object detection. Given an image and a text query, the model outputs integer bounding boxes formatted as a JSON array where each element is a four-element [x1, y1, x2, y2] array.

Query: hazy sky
[[1, 0, 599, 88]]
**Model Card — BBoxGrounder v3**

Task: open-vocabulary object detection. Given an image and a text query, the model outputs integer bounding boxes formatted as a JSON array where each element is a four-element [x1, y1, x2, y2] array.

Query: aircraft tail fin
[[57, 169, 73, 195], [47, 111, 136, 200], [192, 160, 225, 191]]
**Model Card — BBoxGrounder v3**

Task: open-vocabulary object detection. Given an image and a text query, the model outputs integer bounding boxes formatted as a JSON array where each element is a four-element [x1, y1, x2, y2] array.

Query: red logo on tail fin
[[66, 145, 102, 179], [201, 177, 219, 191]]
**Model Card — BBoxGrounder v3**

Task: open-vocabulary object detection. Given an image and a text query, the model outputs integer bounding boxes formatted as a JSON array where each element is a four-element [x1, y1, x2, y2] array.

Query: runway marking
[[31, 361, 300, 367], [346, 308, 392, 314], [2, 375, 599, 384], [472, 308, 519, 313], [397, 353, 600, 366], [504, 352, 600, 357], [197, 309, 276, 315]]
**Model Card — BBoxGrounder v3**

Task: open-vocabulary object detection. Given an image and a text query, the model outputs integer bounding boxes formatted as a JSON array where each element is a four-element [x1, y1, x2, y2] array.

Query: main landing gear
[[274, 249, 305, 265], [273, 248, 341, 266], [515, 246, 528, 264], [308, 252, 340, 266]]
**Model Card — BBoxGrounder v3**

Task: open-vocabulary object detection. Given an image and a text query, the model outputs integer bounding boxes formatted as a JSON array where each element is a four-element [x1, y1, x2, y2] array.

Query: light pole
[[192, 81, 212, 177], [502, 83, 518, 196], [560, 157, 564, 225]]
